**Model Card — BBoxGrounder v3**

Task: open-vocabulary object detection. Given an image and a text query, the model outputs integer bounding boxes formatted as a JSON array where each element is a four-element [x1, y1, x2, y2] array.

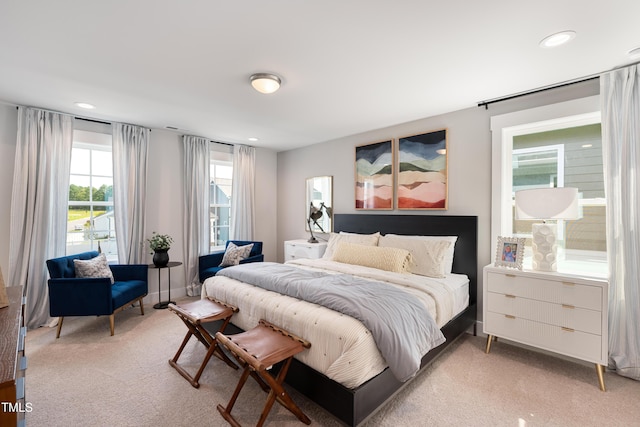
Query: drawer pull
[[562, 281, 575, 286], [505, 294, 516, 299], [561, 327, 575, 332], [505, 274, 516, 278], [505, 314, 516, 319], [562, 304, 575, 309]]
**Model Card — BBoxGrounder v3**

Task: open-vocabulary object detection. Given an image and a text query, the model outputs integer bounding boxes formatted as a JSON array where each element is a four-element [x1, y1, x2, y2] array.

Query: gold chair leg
[[56, 317, 64, 339], [596, 364, 606, 392], [485, 334, 493, 353], [109, 314, 115, 336]]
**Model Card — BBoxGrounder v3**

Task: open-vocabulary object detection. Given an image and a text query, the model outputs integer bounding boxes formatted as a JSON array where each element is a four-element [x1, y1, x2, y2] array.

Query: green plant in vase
[[147, 232, 173, 267]]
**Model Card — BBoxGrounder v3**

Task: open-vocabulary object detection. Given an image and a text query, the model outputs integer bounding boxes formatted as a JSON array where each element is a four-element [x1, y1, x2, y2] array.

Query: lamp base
[[308, 236, 318, 243], [531, 222, 558, 272]]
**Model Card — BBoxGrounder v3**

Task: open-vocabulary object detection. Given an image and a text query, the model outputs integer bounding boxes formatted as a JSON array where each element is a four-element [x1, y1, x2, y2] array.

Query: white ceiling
[[1, 1, 638, 152]]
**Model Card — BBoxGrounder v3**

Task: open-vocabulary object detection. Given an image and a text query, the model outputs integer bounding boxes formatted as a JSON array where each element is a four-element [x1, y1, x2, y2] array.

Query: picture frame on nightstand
[[494, 236, 525, 269]]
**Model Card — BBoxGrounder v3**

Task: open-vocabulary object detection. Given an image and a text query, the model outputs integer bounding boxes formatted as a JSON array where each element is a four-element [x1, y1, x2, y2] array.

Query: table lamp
[[514, 187, 580, 272], [307, 202, 332, 243]]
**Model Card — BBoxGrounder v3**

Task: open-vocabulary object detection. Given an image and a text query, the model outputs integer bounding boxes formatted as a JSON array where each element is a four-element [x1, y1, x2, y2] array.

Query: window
[[209, 144, 233, 251], [512, 144, 564, 190], [512, 124, 605, 253], [491, 96, 607, 271], [67, 129, 117, 260]]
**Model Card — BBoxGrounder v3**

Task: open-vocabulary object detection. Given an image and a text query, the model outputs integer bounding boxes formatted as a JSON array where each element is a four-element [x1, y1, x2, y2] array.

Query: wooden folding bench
[[215, 319, 312, 427], [168, 297, 238, 388]]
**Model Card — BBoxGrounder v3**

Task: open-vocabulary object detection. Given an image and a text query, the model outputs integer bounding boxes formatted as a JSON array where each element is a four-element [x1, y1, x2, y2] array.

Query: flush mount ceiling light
[[250, 73, 281, 94], [74, 102, 96, 109], [539, 30, 576, 48]]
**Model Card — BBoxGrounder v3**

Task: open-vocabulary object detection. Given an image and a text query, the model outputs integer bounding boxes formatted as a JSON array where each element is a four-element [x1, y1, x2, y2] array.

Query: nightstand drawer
[[486, 292, 602, 335], [284, 240, 327, 261], [486, 272, 602, 310], [485, 312, 604, 364]]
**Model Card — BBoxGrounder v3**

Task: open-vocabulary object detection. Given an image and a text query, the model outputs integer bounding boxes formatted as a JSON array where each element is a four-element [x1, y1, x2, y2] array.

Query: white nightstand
[[483, 264, 609, 391], [284, 239, 327, 261]]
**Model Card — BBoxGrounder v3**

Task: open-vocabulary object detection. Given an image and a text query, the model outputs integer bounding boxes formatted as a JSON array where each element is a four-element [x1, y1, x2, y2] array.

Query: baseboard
[[144, 287, 187, 306]]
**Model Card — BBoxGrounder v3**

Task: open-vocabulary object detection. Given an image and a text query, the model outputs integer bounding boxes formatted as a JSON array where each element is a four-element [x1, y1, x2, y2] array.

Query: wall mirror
[[306, 176, 333, 235]]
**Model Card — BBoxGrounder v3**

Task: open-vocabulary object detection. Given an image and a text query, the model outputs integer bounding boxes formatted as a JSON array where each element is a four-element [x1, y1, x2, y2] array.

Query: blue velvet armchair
[[46, 251, 148, 338], [198, 240, 264, 283]]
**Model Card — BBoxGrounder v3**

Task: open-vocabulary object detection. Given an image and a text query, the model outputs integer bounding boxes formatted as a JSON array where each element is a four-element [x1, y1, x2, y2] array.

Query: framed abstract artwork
[[397, 129, 448, 209], [355, 139, 393, 210]]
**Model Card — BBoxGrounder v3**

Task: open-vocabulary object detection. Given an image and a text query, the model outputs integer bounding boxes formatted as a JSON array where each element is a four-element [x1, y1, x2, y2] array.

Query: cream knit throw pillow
[[332, 242, 411, 273]]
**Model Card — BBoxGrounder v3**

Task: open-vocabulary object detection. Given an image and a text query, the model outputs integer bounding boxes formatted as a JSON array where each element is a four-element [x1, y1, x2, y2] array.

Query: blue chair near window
[[198, 240, 264, 283], [46, 251, 148, 337]]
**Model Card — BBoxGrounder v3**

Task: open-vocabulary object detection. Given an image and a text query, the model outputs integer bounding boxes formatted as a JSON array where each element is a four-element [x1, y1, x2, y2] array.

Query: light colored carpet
[[25, 297, 640, 427]]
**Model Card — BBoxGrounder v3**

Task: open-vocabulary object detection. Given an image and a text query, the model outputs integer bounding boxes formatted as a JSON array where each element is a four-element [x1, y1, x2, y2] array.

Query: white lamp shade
[[250, 73, 281, 94], [515, 187, 580, 220]]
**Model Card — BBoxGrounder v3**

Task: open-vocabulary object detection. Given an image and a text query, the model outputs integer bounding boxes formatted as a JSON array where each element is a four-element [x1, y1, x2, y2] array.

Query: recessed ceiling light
[[539, 30, 576, 48], [74, 102, 96, 109], [581, 144, 593, 148], [248, 137, 259, 142]]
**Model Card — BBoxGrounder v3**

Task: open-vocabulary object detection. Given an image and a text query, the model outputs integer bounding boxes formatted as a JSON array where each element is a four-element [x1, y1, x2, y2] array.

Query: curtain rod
[[76, 116, 111, 125], [477, 59, 640, 109], [180, 133, 233, 147], [16, 105, 110, 124], [477, 75, 599, 109], [15, 106, 236, 144], [15, 105, 147, 129]]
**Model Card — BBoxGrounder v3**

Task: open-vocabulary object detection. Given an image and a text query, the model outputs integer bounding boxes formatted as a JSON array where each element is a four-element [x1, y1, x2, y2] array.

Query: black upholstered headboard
[[333, 214, 478, 306]]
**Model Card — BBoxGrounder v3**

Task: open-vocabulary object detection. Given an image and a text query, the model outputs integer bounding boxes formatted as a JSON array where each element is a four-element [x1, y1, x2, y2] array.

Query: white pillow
[[332, 242, 411, 273], [323, 231, 380, 259], [74, 253, 115, 284], [379, 234, 456, 277], [383, 234, 457, 273], [219, 242, 254, 267]]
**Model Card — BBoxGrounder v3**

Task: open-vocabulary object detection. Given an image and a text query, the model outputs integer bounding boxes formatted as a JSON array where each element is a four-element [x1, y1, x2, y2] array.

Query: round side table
[[148, 261, 182, 309]]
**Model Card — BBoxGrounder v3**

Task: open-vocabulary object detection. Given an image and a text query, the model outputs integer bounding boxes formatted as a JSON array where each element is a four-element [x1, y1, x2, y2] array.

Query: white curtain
[[112, 123, 150, 264], [230, 145, 255, 240], [601, 64, 640, 381], [182, 136, 210, 296], [9, 107, 74, 329]]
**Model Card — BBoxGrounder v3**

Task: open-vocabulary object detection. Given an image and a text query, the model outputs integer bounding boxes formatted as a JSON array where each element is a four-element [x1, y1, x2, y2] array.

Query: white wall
[[0, 108, 278, 305], [276, 80, 600, 323]]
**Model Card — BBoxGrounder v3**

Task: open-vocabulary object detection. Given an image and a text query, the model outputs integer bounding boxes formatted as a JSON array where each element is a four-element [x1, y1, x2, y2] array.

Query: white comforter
[[201, 258, 462, 388]]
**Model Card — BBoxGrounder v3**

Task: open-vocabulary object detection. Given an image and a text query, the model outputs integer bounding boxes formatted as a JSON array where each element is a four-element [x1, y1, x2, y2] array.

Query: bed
[[202, 214, 477, 426]]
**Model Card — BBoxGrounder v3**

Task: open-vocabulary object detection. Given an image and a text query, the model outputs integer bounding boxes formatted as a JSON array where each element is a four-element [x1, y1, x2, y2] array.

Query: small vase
[[153, 249, 169, 267]]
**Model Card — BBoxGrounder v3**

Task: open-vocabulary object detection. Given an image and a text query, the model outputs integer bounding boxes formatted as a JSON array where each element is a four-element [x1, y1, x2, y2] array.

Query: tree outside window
[[67, 131, 117, 260]]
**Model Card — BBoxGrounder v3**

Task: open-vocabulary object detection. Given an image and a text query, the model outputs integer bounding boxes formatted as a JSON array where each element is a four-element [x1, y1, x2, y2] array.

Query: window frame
[[490, 95, 604, 267], [209, 143, 233, 252], [67, 129, 117, 260]]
